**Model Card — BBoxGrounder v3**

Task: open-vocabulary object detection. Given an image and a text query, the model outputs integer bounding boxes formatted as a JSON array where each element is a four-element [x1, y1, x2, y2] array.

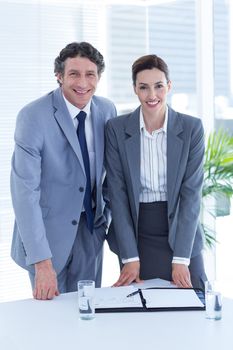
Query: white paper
[[142, 288, 204, 308], [95, 286, 142, 308], [131, 278, 176, 290]]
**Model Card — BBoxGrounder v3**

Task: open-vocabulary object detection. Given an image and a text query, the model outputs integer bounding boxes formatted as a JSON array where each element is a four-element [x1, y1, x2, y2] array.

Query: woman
[[106, 54, 207, 289]]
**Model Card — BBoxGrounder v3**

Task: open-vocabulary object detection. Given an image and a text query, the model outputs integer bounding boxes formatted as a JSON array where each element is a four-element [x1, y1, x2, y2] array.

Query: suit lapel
[[91, 99, 104, 185], [167, 107, 184, 209], [125, 108, 141, 216], [52, 88, 85, 174]]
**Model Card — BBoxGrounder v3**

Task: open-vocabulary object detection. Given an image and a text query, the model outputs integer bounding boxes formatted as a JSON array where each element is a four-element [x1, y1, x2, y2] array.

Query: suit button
[[79, 187, 84, 192], [72, 220, 78, 225], [169, 213, 174, 219]]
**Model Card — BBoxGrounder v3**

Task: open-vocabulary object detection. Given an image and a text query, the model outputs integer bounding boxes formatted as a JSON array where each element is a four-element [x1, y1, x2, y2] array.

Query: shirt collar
[[62, 94, 92, 121], [140, 106, 168, 134]]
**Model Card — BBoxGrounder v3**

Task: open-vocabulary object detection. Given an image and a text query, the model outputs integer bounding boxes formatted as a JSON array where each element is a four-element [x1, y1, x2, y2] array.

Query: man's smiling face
[[58, 56, 100, 109]]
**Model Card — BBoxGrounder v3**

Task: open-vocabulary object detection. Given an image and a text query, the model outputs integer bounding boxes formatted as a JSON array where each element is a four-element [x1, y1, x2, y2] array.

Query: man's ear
[[56, 73, 63, 85]]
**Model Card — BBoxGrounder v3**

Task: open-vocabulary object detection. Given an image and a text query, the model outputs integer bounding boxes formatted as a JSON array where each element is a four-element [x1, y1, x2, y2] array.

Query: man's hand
[[113, 261, 142, 287], [172, 263, 192, 288], [33, 259, 59, 300]]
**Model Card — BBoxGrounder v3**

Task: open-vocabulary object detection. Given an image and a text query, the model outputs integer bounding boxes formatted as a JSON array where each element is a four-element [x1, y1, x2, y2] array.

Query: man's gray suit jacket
[[11, 87, 116, 274], [106, 105, 205, 262]]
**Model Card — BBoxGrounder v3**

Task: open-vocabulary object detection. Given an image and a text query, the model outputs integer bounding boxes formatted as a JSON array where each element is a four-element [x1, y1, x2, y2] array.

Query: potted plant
[[201, 128, 233, 248]]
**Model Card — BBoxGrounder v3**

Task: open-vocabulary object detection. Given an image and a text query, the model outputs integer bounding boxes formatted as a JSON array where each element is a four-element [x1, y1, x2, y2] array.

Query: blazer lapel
[[52, 88, 85, 174], [167, 107, 184, 209], [91, 100, 104, 186], [125, 107, 141, 217]]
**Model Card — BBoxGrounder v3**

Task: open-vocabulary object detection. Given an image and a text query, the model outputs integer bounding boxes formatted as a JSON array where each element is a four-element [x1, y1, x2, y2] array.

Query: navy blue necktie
[[76, 111, 94, 233]]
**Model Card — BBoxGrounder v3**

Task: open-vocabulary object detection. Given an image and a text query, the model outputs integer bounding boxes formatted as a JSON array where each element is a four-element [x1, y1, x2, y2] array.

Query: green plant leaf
[[201, 128, 233, 248]]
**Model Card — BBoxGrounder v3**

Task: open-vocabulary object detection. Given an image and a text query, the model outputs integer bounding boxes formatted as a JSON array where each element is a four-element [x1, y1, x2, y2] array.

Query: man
[[11, 42, 116, 300]]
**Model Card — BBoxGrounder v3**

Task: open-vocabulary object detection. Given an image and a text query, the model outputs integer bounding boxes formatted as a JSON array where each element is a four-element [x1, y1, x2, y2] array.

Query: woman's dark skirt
[[138, 201, 206, 289]]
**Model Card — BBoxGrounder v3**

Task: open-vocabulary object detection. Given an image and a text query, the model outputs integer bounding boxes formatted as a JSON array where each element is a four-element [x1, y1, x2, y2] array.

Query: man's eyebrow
[[67, 69, 78, 73], [67, 69, 96, 73]]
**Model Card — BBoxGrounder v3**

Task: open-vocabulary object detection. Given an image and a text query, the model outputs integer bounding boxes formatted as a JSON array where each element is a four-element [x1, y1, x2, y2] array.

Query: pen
[[126, 289, 140, 298]]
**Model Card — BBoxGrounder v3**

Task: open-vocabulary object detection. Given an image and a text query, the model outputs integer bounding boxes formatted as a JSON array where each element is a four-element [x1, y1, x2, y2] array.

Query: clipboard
[[95, 287, 205, 313]]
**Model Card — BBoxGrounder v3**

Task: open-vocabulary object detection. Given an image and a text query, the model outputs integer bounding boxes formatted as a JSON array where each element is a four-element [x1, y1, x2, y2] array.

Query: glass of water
[[77, 280, 95, 320], [205, 280, 222, 320]]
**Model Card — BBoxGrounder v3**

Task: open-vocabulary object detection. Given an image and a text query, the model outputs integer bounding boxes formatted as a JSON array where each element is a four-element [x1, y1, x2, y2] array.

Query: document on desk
[[95, 286, 141, 309], [95, 284, 205, 312], [142, 289, 204, 308], [131, 278, 176, 289]]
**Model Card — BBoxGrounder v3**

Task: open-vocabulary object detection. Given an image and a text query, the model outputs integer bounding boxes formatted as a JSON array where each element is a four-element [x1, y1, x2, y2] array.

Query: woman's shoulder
[[107, 106, 140, 128], [175, 108, 201, 122], [169, 106, 203, 129]]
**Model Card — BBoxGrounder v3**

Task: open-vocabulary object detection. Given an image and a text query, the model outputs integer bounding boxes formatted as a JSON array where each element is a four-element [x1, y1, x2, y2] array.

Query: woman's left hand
[[172, 263, 193, 288]]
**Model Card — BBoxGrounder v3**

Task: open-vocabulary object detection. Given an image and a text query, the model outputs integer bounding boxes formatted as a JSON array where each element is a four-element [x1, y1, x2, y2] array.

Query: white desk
[[0, 292, 233, 350]]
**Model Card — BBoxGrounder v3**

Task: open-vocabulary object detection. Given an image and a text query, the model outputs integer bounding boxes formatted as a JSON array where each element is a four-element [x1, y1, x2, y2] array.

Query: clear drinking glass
[[205, 280, 222, 320], [77, 280, 95, 320]]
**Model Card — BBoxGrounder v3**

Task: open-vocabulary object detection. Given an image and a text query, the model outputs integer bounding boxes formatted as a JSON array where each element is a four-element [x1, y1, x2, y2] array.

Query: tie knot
[[77, 111, 87, 124]]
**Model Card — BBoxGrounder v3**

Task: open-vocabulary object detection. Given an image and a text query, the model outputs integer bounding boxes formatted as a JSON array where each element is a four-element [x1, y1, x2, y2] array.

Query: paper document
[[131, 278, 175, 289], [95, 280, 204, 311], [142, 288, 204, 308], [95, 286, 141, 308]]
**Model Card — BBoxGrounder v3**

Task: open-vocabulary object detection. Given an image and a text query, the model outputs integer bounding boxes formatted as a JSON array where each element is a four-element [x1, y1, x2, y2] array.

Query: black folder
[[95, 287, 205, 313]]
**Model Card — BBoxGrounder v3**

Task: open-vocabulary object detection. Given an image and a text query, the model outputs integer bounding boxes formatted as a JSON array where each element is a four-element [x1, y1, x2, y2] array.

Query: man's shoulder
[[92, 95, 115, 110], [19, 90, 54, 114]]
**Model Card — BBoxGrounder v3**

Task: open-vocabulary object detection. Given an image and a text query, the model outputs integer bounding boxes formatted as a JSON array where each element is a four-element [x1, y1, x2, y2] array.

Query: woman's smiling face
[[134, 68, 171, 117]]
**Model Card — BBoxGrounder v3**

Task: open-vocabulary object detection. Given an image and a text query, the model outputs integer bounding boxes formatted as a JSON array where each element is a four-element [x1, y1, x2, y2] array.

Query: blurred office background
[[0, 0, 232, 301]]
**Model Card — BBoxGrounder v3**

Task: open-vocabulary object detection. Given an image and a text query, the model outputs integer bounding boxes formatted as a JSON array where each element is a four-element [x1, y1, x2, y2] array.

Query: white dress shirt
[[139, 106, 167, 202], [62, 95, 96, 191]]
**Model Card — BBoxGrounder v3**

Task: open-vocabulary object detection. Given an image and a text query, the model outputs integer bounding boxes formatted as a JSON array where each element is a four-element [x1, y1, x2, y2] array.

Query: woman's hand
[[172, 263, 192, 288], [113, 261, 142, 286]]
